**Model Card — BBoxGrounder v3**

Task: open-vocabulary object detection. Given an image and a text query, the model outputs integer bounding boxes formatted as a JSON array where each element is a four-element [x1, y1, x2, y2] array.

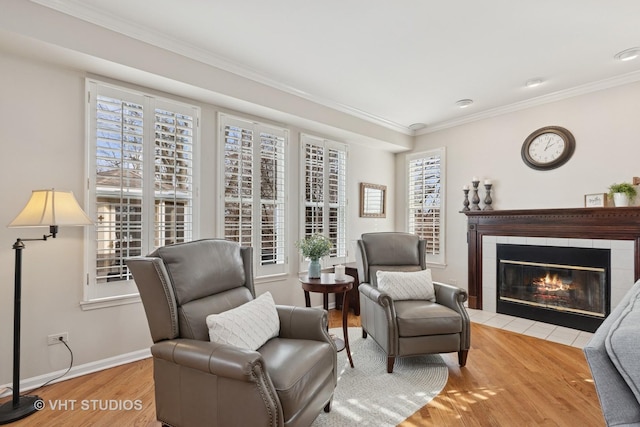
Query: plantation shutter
[[153, 101, 195, 248], [223, 121, 253, 247], [302, 135, 347, 264], [407, 148, 446, 265], [259, 130, 286, 269], [222, 115, 287, 276], [87, 81, 199, 302], [93, 88, 145, 287]]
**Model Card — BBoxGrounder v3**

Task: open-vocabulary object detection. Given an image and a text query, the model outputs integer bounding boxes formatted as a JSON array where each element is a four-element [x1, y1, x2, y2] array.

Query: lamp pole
[[0, 239, 43, 424]]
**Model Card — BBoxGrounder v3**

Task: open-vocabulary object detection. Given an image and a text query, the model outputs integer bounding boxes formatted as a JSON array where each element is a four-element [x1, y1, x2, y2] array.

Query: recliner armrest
[[434, 281, 471, 350], [359, 282, 394, 307], [433, 281, 468, 312], [152, 339, 265, 382], [276, 305, 333, 345]]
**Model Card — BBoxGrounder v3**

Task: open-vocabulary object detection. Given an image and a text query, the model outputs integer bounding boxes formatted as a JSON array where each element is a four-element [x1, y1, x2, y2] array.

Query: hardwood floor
[[2, 310, 605, 426]]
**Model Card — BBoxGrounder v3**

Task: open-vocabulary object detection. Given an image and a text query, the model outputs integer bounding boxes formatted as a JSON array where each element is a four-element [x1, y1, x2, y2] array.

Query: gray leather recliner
[[126, 239, 336, 427], [356, 232, 470, 373]]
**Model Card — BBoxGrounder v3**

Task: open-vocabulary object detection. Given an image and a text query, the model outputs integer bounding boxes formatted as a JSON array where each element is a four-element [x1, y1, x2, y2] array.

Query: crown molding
[[419, 70, 640, 135], [29, 0, 412, 135], [26, 1, 640, 138]]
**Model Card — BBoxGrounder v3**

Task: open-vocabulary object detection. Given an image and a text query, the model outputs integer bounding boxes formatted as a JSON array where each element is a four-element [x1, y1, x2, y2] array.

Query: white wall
[[396, 81, 640, 288], [0, 52, 153, 382], [0, 50, 396, 385]]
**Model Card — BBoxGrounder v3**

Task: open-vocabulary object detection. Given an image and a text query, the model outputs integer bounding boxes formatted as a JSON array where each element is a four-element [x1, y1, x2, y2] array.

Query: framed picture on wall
[[360, 182, 386, 217], [584, 193, 608, 207]]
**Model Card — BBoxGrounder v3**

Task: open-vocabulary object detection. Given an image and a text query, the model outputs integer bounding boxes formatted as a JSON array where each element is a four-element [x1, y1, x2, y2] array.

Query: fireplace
[[496, 244, 610, 332]]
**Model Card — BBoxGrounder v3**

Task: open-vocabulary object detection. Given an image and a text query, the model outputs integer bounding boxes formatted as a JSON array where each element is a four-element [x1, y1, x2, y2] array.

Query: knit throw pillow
[[206, 291, 280, 351], [376, 269, 436, 301]]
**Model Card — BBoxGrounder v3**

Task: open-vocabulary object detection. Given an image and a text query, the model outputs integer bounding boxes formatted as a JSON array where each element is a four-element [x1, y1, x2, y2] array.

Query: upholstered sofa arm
[[433, 281, 468, 312], [359, 283, 398, 355], [359, 282, 394, 308], [434, 281, 471, 349], [359, 282, 397, 324], [276, 305, 333, 345], [152, 339, 267, 382]]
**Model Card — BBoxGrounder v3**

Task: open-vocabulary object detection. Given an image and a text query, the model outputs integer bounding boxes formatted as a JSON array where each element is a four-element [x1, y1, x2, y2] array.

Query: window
[[220, 114, 287, 277], [85, 80, 200, 303], [407, 148, 446, 265], [301, 134, 347, 266]]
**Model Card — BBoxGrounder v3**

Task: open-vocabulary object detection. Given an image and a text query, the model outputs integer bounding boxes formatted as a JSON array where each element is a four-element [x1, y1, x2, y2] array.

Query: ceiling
[[26, 0, 640, 133]]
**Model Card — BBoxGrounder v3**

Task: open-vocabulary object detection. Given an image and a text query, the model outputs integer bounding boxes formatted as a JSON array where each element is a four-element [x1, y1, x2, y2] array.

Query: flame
[[533, 273, 568, 291]]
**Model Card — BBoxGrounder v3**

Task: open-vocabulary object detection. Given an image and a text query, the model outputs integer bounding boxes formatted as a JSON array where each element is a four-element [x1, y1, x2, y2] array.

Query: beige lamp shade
[[8, 189, 92, 228]]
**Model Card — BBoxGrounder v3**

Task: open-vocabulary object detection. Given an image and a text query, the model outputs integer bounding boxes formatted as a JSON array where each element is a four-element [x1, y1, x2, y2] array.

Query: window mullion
[[143, 95, 156, 255], [322, 147, 330, 238], [252, 124, 262, 272]]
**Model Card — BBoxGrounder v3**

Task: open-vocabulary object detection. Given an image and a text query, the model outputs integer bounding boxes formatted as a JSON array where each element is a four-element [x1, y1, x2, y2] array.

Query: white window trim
[[406, 147, 446, 267], [83, 79, 200, 306], [299, 134, 348, 272]]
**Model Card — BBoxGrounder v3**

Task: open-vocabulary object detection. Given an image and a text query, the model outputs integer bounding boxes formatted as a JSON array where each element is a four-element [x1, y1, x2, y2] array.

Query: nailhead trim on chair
[[251, 364, 279, 427]]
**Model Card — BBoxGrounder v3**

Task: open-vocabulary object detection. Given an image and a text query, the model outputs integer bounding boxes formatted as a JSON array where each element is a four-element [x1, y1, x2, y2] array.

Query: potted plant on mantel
[[608, 182, 638, 207], [296, 233, 332, 278]]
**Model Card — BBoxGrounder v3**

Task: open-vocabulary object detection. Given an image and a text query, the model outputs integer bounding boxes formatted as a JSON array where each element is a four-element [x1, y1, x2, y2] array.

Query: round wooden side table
[[299, 273, 354, 368]]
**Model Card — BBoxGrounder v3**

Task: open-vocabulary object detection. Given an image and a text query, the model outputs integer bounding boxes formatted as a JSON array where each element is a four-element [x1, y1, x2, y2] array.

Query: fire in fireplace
[[497, 244, 610, 332]]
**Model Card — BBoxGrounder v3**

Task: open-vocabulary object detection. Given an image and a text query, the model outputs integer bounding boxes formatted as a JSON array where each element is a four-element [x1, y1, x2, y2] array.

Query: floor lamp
[[0, 189, 92, 424]]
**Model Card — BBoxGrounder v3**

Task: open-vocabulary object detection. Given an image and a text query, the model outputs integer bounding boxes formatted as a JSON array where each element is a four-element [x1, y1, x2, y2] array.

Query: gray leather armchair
[[356, 232, 470, 373], [126, 239, 336, 427]]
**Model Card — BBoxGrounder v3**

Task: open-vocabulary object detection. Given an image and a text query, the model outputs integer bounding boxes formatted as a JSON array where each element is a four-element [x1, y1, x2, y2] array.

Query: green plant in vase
[[608, 182, 637, 207], [296, 233, 332, 278]]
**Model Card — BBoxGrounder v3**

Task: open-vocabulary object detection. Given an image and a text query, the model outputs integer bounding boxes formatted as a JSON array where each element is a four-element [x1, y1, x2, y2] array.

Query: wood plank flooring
[[1, 310, 605, 426]]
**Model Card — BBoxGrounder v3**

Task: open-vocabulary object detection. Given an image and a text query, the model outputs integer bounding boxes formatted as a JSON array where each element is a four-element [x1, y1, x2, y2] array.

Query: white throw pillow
[[376, 269, 436, 301], [206, 291, 280, 351]]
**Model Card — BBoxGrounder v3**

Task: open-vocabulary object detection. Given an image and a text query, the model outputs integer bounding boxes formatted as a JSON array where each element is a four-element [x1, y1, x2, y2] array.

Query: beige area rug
[[311, 327, 449, 426]]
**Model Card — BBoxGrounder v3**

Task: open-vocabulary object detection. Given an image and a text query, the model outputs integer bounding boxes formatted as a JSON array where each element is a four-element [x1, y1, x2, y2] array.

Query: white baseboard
[[0, 348, 151, 398]]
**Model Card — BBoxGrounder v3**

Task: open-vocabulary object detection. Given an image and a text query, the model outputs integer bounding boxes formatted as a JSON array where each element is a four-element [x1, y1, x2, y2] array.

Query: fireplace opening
[[497, 244, 610, 332]]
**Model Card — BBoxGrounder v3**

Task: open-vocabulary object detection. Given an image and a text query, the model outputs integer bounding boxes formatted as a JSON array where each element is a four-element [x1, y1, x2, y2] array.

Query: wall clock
[[521, 126, 575, 170]]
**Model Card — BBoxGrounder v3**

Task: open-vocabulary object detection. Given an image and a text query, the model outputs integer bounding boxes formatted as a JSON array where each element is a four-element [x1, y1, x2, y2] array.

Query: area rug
[[311, 327, 449, 426]]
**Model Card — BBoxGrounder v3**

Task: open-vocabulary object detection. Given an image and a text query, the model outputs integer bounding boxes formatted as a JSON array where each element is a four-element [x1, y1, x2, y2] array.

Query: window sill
[[427, 262, 447, 269], [255, 273, 288, 285], [80, 293, 141, 311]]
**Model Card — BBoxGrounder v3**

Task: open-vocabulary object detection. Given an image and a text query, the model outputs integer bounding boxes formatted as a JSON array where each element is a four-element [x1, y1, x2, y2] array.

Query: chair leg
[[362, 329, 367, 339], [458, 350, 469, 367], [387, 356, 395, 373], [324, 401, 331, 413]]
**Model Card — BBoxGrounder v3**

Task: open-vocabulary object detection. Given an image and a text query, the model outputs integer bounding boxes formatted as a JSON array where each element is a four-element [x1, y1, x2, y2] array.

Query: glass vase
[[308, 259, 321, 278]]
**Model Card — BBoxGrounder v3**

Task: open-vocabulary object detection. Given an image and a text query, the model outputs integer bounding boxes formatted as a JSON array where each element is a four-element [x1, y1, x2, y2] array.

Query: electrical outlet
[[449, 279, 458, 285], [47, 332, 68, 346]]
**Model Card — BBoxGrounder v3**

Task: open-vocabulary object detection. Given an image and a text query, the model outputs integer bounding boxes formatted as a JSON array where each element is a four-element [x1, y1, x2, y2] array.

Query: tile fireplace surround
[[482, 235, 634, 313], [464, 208, 640, 317]]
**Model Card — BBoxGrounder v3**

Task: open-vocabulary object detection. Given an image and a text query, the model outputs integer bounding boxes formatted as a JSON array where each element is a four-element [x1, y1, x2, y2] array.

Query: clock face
[[528, 132, 566, 164], [521, 126, 575, 170]]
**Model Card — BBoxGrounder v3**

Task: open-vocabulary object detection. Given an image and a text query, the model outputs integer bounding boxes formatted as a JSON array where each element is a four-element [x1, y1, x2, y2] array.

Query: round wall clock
[[521, 126, 575, 170]]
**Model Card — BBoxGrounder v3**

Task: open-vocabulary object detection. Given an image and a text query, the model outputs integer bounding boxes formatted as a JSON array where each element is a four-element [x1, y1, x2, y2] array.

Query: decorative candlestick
[[462, 187, 470, 211], [471, 179, 481, 210], [483, 183, 493, 210]]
